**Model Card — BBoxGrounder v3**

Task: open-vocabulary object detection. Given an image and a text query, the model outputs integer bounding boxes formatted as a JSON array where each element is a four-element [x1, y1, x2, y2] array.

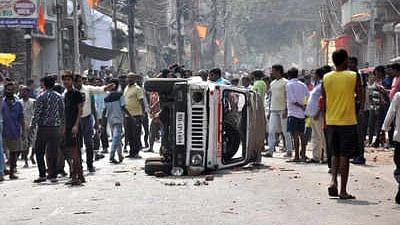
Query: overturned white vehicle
[[144, 77, 265, 176]]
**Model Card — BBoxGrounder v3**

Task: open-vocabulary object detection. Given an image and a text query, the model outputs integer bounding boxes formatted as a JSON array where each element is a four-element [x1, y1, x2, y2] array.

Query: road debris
[[73, 211, 93, 215], [205, 175, 214, 181]]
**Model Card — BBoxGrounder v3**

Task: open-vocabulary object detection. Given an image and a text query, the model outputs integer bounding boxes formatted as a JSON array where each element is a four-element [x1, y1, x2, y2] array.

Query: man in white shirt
[[286, 68, 309, 162], [266, 65, 292, 157], [74, 73, 114, 172]]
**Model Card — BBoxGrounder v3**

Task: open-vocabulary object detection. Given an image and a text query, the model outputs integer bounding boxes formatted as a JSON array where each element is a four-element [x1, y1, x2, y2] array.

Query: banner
[[0, 0, 37, 28]]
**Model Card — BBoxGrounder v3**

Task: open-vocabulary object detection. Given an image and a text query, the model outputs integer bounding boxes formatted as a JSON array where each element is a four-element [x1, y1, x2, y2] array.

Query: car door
[[215, 86, 250, 169]]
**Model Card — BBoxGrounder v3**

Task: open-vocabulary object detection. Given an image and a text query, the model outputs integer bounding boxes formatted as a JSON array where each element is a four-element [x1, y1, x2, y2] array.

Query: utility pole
[[176, 0, 183, 65], [128, 0, 136, 72], [56, 0, 64, 75], [73, 0, 80, 74], [210, 0, 217, 68], [191, 0, 198, 70], [223, 0, 231, 70], [367, 0, 376, 66], [112, 0, 118, 73]]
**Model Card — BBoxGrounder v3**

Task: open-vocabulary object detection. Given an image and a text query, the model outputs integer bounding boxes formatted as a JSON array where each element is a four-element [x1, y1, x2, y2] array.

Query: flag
[[37, 4, 45, 34], [87, 0, 96, 9], [307, 31, 317, 40], [215, 39, 223, 49], [196, 24, 208, 39]]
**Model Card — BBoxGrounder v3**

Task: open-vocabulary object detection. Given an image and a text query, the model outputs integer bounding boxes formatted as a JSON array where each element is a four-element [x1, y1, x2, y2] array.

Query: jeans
[[125, 116, 142, 156], [110, 123, 123, 161], [35, 127, 60, 179], [368, 109, 379, 144], [311, 115, 327, 161], [0, 123, 4, 176], [142, 114, 149, 147], [393, 142, 400, 184], [80, 115, 94, 168], [149, 119, 161, 150], [268, 110, 292, 155], [355, 111, 367, 159], [100, 117, 109, 150]]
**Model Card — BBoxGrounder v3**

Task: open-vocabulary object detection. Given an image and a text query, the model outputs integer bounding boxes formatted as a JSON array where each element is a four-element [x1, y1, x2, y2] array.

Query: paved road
[[0, 150, 399, 225]]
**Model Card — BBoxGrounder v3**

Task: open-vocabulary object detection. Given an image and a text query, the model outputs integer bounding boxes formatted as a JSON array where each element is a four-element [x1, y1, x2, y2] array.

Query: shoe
[[145, 149, 154, 153], [79, 176, 86, 183], [264, 152, 273, 158], [50, 178, 58, 183], [88, 166, 96, 173], [4, 169, 10, 175], [351, 157, 366, 165], [133, 154, 142, 159], [307, 158, 320, 164], [110, 159, 119, 164], [101, 149, 109, 154], [283, 152, 292, 158], [95, 154, 105, 161], [58, 170, 67, 177], [33, 177, 47, 183], [119, 157, 124, 163], [126, 155, 135, 158], [30, 156, 36, 164], [9, 174, 18, 180]]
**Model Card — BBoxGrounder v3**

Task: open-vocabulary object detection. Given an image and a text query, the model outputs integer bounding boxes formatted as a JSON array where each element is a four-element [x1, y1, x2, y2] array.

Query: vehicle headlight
[[192, 92, 204, 104], [191, 154, 203, 166]]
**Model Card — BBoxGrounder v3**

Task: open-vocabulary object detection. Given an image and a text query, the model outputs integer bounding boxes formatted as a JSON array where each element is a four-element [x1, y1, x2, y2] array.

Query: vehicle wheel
[[145, 161, 171, 176], [223, 123, 241, 161]]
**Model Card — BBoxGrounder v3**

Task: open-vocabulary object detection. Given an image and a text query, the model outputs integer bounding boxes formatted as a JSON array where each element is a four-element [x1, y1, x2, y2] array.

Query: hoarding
[[0, 0, 37, 28]]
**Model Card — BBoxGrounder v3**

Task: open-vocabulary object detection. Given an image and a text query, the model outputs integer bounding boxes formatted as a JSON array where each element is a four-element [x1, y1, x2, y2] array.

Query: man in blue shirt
[[104, 79, 125, 163], [209, 68, 231, 85], [2, 82, 24, 180]]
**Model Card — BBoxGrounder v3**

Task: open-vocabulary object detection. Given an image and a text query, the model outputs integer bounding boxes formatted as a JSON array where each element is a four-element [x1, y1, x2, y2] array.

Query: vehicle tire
[[223, 114, 241, 161], [145, 161, 171, 176]]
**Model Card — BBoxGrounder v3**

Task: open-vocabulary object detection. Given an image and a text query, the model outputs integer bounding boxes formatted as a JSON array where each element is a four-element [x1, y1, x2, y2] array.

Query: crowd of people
[[0, 50, 398, 204]]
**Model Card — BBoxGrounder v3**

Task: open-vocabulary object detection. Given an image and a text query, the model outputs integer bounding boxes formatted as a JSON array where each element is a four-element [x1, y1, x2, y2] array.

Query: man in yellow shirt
[[323, 49, 362, 200], [124, 73, 146, 158]]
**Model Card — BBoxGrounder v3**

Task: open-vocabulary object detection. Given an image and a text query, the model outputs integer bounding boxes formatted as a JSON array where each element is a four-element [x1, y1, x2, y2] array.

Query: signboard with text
[[0, 0, 37, 28]]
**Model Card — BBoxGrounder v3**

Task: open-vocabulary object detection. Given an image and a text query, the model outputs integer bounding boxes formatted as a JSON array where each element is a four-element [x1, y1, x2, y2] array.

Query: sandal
[[339, 194, 356, 200], [328, 186, 339, 197], [287, 158, 301, 163]]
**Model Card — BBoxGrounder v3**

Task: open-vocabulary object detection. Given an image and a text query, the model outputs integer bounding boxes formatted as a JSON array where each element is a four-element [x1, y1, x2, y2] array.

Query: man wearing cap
[[124, 73, 146, 158], [74, 72, 115, 172]]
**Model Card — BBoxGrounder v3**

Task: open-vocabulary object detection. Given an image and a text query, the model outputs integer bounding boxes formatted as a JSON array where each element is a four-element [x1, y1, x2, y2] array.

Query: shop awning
[[79, 42, 126, 61], [0, 53, 16, 67]]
